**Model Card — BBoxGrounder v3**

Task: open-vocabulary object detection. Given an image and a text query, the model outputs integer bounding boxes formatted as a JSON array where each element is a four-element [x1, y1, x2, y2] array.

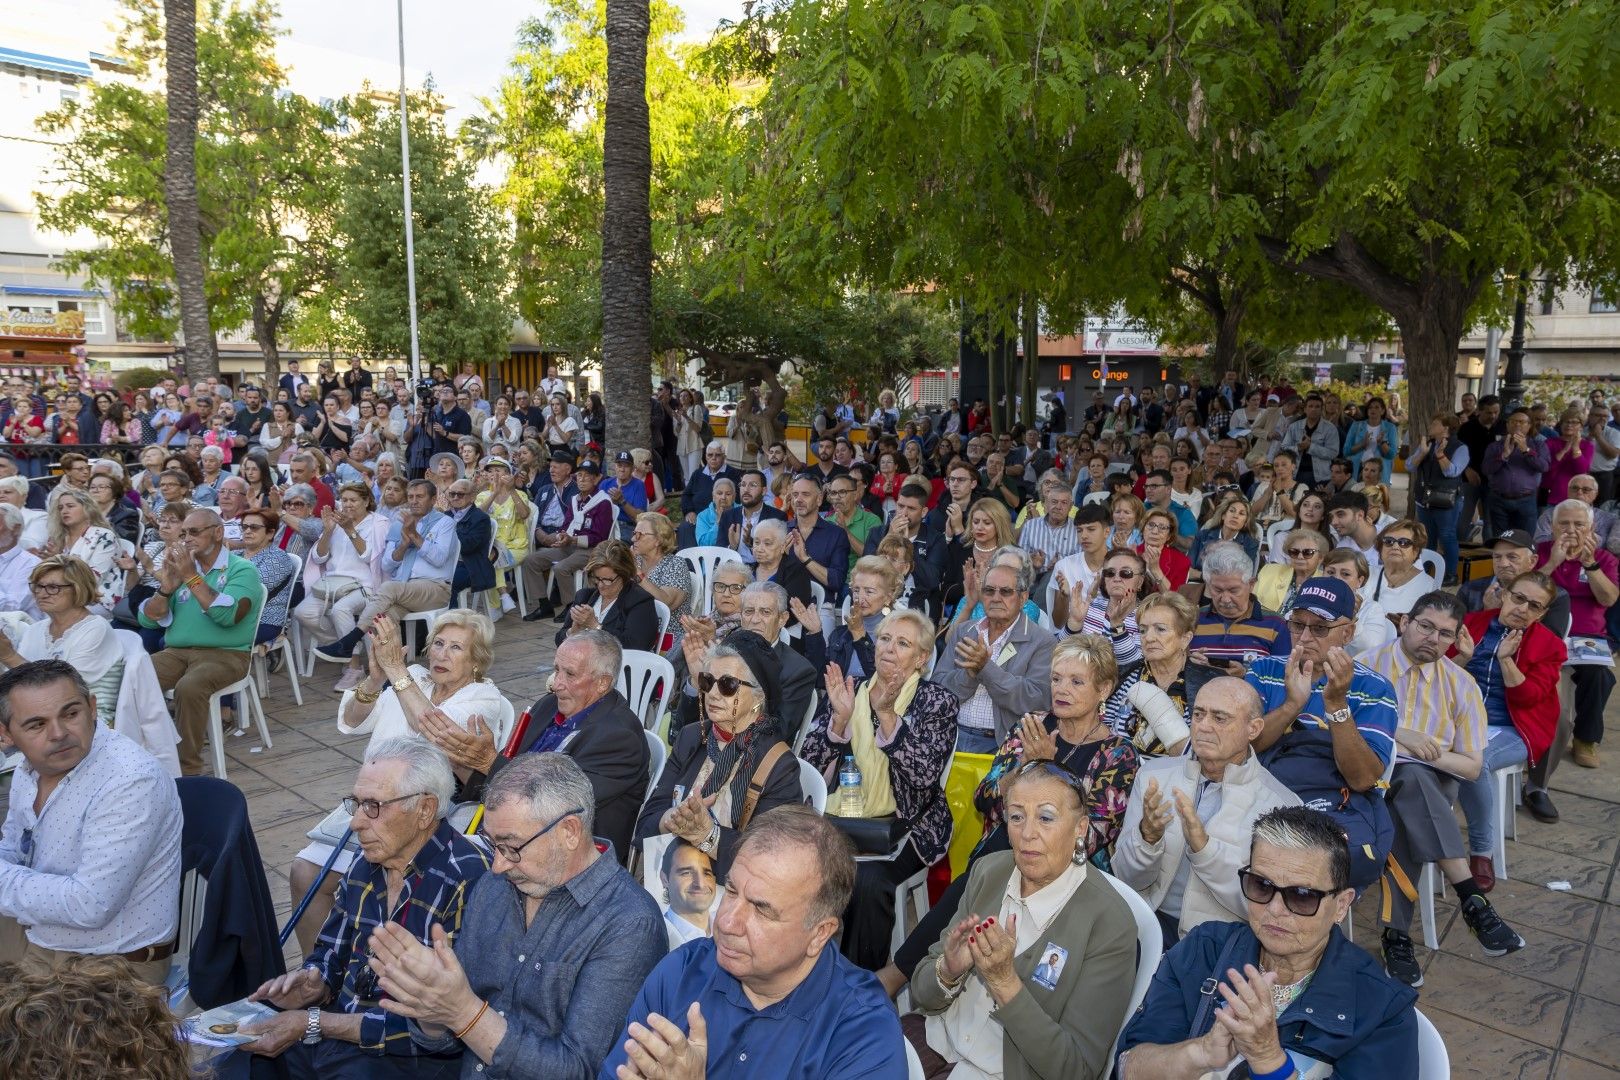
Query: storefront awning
[[0, 47, 91, 79]]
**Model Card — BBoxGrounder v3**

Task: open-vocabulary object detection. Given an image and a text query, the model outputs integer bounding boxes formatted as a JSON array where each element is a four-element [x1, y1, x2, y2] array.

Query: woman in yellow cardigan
[[1254, 526, 1329, 614]]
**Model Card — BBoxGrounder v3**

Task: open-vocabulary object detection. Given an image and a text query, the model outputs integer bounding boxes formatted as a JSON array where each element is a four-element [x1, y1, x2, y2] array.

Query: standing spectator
[[1458, 394, 1501, 541], [1539, 499, 1618, 769], [1278, 393, 1339, 488], [428, 384, 471, 456], [1586, 403, 1620, 506], [1345, 396, 1399, 484], [1406, 410, 1468, 583], [1542, 408, 1594, 507], [1483, 407, 1550, 535], [139, 509, 266, 775]]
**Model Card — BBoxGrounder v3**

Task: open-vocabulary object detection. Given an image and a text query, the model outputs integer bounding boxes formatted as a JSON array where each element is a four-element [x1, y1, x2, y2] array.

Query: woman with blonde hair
[[1105, 590, 1197, 758], [1189, 491, 1259, 575], [1255, 526, 1330, 614], [1107, 492, 1146, 550], [474, 456, 531, 613], [629, 446, 666, 513], [631, 511, 692, 649], [43, 485, 121, 614], [0, 555, 122, 723], [945, 496, 1015, 612]]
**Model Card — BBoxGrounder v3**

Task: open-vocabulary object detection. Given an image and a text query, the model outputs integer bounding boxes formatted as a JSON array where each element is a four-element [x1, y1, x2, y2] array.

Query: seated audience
[[446, 478, 496, 602], [242, 740, 488, 1076], [88, 470, 141, 544], [293, 482, 389, 651], [1245, 576, 1396, 892], [1537, 498, 1618, 770], [1138, 506, 1192, 592], [681, 441, 741, 528], [1366, 517, 1439, 623], [694, 476, 735, 546], [0, 476, 47, 551], [787, 473, 852, 599], [718, 469, 788, 564], [239, 507, 299, 644], [1188, 541, 1292, 672], [1116, 807, 1417, 1077], [634, 630, 802, 879], [1325, 489, 1382, 572], [750, 517, 814, 620], [1105, 590, 1197, 759], [1114, 677, 1302, 942], [605, 806, 908, 1079], [139, 508, 266, 775], [0, 504, 41, 619], [816, 554, 904, 677], [906, 759, 1137, 1080], [1458, 528, 1571, 638], [943, 497, 1016, 616], [1362, 591, 1525, 987], [520, 458, 613, 621], [936, 552, 1057, 751], [317, 479, 460, 692], [1452, 570, 1565, 885], [630, 512, 692, 650], [863, 478, 948, 607], [1254, 527, 1328, 615], [0, 556, 125, 728], [1532, 472, 1620, 552], [801, 608, 956, 970], [554, 539, 659, 652], [0, 954, 193, 1080], [1047, 503, 1111, 621], [474, 456, 529, 611], [1061, 538, 1146, 657], [272, 482, 323, 560], [43, 485, 121, 615], [371, 753, 666, 1079], [1017, 471, 1081, 582], [660, 839, 718, 949], [0, 660, 182, 986], [1319, 548, 1395, 657], [1188, 493, 1259, 575]]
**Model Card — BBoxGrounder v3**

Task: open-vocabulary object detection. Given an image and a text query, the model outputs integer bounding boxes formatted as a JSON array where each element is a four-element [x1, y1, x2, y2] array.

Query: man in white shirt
[[1325, 490, 1382, 573], [0, 504, 41, 619], [660, 838, 716, 950], [1048, 503, 1111, 620], [0, 659, 183, 986], [1586, 406, 1620, 505]]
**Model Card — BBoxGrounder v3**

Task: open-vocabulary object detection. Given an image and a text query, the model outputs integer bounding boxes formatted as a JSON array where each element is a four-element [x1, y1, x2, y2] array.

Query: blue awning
[[2, 285, 103, 298], [0, 47, 91, 79]]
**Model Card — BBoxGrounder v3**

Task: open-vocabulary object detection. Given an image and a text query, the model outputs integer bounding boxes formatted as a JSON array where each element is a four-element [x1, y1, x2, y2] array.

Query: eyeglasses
[[1102, 568, 1137, 580], [982, 585, 1021, 597], [1408, 617, 1458, 642], [712, 581, 746, 595], [1285, 618, 1347, 639], [590, 574, 619, 587], [1504, 589, 1548, 613], [1379, 536, 1415, 548], [1286, 547, 1319, 558], [698, 672, 759, 697], [28, 581, 68, 596], [450, 490, 473, 499], [1238, 866, 1338, 916], [240, 523, 266, 533], [477, 806, 584, 864], [180, 526, 220, 537], [342, 792, 429, 819]]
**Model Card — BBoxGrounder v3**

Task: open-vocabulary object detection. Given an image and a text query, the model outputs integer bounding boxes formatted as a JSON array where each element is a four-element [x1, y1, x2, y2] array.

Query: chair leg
[[244, 678, 274, 751], [1419, 863, 1439, 952], [284, 645, 304, 707], [208, 696, 228, 780], [1493, 769, 1511, 882]]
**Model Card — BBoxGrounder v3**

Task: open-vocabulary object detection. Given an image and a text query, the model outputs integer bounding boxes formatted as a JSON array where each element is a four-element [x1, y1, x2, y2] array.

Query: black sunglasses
[[1379, 535, 1415, 548], [698, 673, 759, 697], [1286, 547, 1319, 558], [1102, 568, 1137, 580], [1238, 865, 1338, 916]]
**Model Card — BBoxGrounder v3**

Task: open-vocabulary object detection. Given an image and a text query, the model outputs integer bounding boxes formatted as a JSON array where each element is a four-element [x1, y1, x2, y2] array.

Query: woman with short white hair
[[0, 475, 47, 550]]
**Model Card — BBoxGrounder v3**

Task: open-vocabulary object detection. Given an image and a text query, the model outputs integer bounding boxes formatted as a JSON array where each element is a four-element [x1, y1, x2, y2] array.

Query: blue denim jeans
[[1457, 726, 1530, 856], [1417, 503, 1460, 581], [1490, 493, 1538, 537], [956, 726, 1000, 754]]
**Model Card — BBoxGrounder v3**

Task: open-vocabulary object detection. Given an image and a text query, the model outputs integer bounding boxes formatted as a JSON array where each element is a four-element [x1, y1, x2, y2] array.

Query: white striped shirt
[[1019, 513, 1080, 567]]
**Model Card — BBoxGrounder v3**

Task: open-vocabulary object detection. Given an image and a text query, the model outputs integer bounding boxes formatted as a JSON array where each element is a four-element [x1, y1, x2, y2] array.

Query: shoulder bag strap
[[736, 742, 791, 833], [1189, 930, 1248, 1037]]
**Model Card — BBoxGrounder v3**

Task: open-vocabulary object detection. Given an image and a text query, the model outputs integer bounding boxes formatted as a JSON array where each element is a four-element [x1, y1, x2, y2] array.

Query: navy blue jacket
[[863, 519, 947, 602], [1117, 920, 1418, 1077], [175, 777, 286, 1008], [452, 505, 496, 592]]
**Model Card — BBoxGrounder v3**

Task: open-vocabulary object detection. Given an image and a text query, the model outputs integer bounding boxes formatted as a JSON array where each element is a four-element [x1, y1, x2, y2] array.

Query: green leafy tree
[[333, 95, 511, 371], [35, 0, 339, 378]]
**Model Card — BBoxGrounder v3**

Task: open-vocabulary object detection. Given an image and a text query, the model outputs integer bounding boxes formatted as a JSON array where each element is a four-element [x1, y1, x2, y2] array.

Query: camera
[[415, 378, 437, 407]]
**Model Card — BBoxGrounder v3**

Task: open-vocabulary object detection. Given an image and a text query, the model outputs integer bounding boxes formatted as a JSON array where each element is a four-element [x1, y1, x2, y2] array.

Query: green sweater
[[137, 553, 266, 651]]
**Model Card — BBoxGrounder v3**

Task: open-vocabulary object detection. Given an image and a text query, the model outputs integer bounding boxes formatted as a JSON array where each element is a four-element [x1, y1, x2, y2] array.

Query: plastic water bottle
[[838, 755, 864, 817]]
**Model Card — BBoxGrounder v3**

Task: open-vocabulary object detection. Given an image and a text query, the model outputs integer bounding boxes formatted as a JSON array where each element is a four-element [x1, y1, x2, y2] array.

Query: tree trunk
[[252, 293, 281, 388], [986, 326, 1002, 437], [600, 0, 653, 455], [1392, 306, 1468, 447], [1020, 298, 1039, 430], [163, 0, 216, 381], [1211, 292, 1248, 380]]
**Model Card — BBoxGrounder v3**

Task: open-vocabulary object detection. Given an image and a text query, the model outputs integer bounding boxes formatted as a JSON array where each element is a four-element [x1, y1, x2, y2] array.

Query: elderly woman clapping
[[801, 608, 957, 970], [905, 759, 1139, 1080], [1117, 807, 1417, 1077], [1254, 527, 1328, 615]]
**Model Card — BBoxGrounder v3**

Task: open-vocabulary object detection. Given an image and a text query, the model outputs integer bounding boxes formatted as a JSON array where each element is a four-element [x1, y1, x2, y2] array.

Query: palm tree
[[600, 0, 653, 454], [164, 0, 217, 380]]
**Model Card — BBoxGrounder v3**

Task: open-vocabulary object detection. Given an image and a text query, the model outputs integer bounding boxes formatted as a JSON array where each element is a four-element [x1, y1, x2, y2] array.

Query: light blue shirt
[[387, 509, 458, 583]]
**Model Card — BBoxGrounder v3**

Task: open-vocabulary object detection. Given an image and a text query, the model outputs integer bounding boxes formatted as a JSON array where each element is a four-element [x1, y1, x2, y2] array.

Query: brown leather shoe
[[1572, 740, 1601, 769], [1470, 854, 1496, 893]]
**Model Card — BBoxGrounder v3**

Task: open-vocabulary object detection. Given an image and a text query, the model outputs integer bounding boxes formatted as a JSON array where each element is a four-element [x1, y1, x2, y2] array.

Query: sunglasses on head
[[1237, 865, 1339, 916], [698, 673, 759, 697]]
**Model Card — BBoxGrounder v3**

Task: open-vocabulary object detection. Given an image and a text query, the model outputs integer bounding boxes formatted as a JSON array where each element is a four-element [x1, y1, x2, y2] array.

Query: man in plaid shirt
[[242, 740, 489, 1078]]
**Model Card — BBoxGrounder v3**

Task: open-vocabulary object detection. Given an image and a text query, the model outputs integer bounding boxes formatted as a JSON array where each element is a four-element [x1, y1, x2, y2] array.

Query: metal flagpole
[[397, 0, 422, 390]]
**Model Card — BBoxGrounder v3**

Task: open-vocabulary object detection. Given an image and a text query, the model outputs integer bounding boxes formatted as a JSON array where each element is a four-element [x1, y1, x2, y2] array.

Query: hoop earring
[[1072, 842, 1087, 867]]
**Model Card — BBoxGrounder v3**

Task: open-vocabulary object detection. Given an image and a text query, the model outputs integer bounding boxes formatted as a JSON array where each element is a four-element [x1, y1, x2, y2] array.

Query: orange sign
[[0, 309, 85, 341], [1091, 369, 1130, 381]]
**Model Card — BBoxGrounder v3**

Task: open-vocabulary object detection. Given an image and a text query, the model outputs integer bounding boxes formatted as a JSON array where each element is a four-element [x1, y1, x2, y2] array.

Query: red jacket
[[1453, 610, 1566, 766]]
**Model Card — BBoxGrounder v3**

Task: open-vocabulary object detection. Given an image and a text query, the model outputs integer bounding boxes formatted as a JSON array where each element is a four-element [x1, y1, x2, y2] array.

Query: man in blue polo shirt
[[1189, 541, 1292, 674], [1141, 469, 1198, 551], [1245, 576, 1397, 892], [601, 806, 906, 1080]]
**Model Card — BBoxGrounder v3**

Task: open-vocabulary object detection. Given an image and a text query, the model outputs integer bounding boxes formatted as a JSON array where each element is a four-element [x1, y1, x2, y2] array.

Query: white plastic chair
[[618, 650, 676, 730], [253, 553, 304, 706], [1414, 862, 1442, 951], [1416, 1009, 1450, 1079], [679, 545, 740, 616], [904, 1040, 925, 1080], [1263, 518, 1294, 562], [1082, 490, 1111, 506], [1099, 869, 1165, 1054], [1417, 548, 1446, 583], [645, 728, 668, 793], [165, 868, 208, 1015], [508, 500, 541, 616], [797, 757, 828, 813], [1493, 760, 1525, 881], [201, 671, 273, 781], [653, 599, 672, 648], [791, 694, 820, 754]]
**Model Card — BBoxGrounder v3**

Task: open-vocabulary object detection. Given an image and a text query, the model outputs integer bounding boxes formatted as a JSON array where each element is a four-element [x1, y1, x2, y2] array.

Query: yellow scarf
[[843, 670, 921, 817]]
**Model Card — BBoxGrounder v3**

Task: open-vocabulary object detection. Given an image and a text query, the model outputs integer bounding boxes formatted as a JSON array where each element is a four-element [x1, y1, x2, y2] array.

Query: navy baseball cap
[[1289, 576, 1357, 622]]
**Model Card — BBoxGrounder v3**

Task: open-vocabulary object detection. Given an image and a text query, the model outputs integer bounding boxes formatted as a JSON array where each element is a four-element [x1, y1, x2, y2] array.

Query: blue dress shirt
[[599, 939, 908, 1079], [387, 508, 459, 583], [798, 516, 851, 598]]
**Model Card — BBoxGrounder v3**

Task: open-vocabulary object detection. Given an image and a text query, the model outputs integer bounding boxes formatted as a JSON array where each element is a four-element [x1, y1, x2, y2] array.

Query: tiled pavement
[[173, 615, 1620, 1076]]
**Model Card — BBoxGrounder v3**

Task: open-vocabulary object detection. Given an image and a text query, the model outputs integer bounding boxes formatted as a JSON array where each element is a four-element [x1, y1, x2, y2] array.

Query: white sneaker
[[501, 593, 516, 613], [334, 668, 365, 693]]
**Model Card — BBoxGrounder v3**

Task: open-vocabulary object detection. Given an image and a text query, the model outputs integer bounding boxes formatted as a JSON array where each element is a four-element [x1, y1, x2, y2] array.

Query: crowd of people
[[0, 363, 1613, 1078]]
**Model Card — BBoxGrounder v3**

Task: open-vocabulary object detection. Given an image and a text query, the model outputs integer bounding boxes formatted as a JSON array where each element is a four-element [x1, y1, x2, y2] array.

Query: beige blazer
[[910, 851, 1138, 1080]]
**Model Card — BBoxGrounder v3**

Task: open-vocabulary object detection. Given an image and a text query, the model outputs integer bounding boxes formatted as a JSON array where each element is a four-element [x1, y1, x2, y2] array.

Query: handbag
[[827, 812, 908, 855], [1416, 478, 1457, 510], [312, 574, 363, 603]]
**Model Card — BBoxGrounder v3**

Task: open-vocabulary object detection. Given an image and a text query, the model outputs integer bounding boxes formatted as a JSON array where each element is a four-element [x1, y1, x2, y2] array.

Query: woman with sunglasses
[[1104, 591, 1197, 758], [238, 508, 298, 647], [1319, 548, 1395, 658], [1449, 570, 1565, 891], [1367, 518, 1438, 623], [1069, 548, 1149, 663], [554, 539, 658, 653], [1118, 806, 1418, 1077], [905, 751, 1140, 1080], [636, 629, 802, 879], [1254, 527, 1328, 614], [801, 608, 957, 970]]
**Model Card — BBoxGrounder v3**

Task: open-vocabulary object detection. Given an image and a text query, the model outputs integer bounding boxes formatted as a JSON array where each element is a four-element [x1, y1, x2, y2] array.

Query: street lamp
[[1502, 279, 1528, 412], [396, 0, 422, 391]]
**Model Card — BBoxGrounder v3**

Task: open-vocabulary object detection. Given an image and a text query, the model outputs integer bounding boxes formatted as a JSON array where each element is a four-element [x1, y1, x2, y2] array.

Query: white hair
[[0, 476, 28, 499], [753, 518, 789, 545], [0, 503, 22, 533], [364, 738, 455, 819], [705, 440, 726, 454], [200, 446, 225, 464], [1554, 497, 1595, 523], [742, 579, 789, 614], [1201, 541, 1258, 582]]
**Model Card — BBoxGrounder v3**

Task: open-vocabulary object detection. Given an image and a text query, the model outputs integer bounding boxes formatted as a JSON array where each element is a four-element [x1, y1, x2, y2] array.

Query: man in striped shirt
[[1188, 541, 1291, 674], [1360, 591, 1525, 987], [1245, 576, 1396, 894], [1017, 472, 1079, 586]]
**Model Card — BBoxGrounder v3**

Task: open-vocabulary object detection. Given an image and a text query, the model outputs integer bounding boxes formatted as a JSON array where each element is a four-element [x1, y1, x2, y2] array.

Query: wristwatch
[[1325, 707, 1353, 726], [697, 822, 721, 855], [302, 1006, 322, 1045], [391, 674, 414, 695]]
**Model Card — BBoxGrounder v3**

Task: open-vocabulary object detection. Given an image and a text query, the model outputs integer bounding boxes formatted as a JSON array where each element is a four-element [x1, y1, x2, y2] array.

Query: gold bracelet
[[352, 685, 381, 704], [185, 574, 205, 591], [453, 999, 489, 1040]]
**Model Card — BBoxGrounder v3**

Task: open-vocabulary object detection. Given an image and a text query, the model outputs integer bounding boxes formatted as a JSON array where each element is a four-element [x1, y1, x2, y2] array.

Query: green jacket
[[137, 552, 265, 651]]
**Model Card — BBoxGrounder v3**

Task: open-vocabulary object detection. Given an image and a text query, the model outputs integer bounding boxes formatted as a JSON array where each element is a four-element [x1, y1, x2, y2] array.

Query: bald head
[[1188, 677, 1265, 780]]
